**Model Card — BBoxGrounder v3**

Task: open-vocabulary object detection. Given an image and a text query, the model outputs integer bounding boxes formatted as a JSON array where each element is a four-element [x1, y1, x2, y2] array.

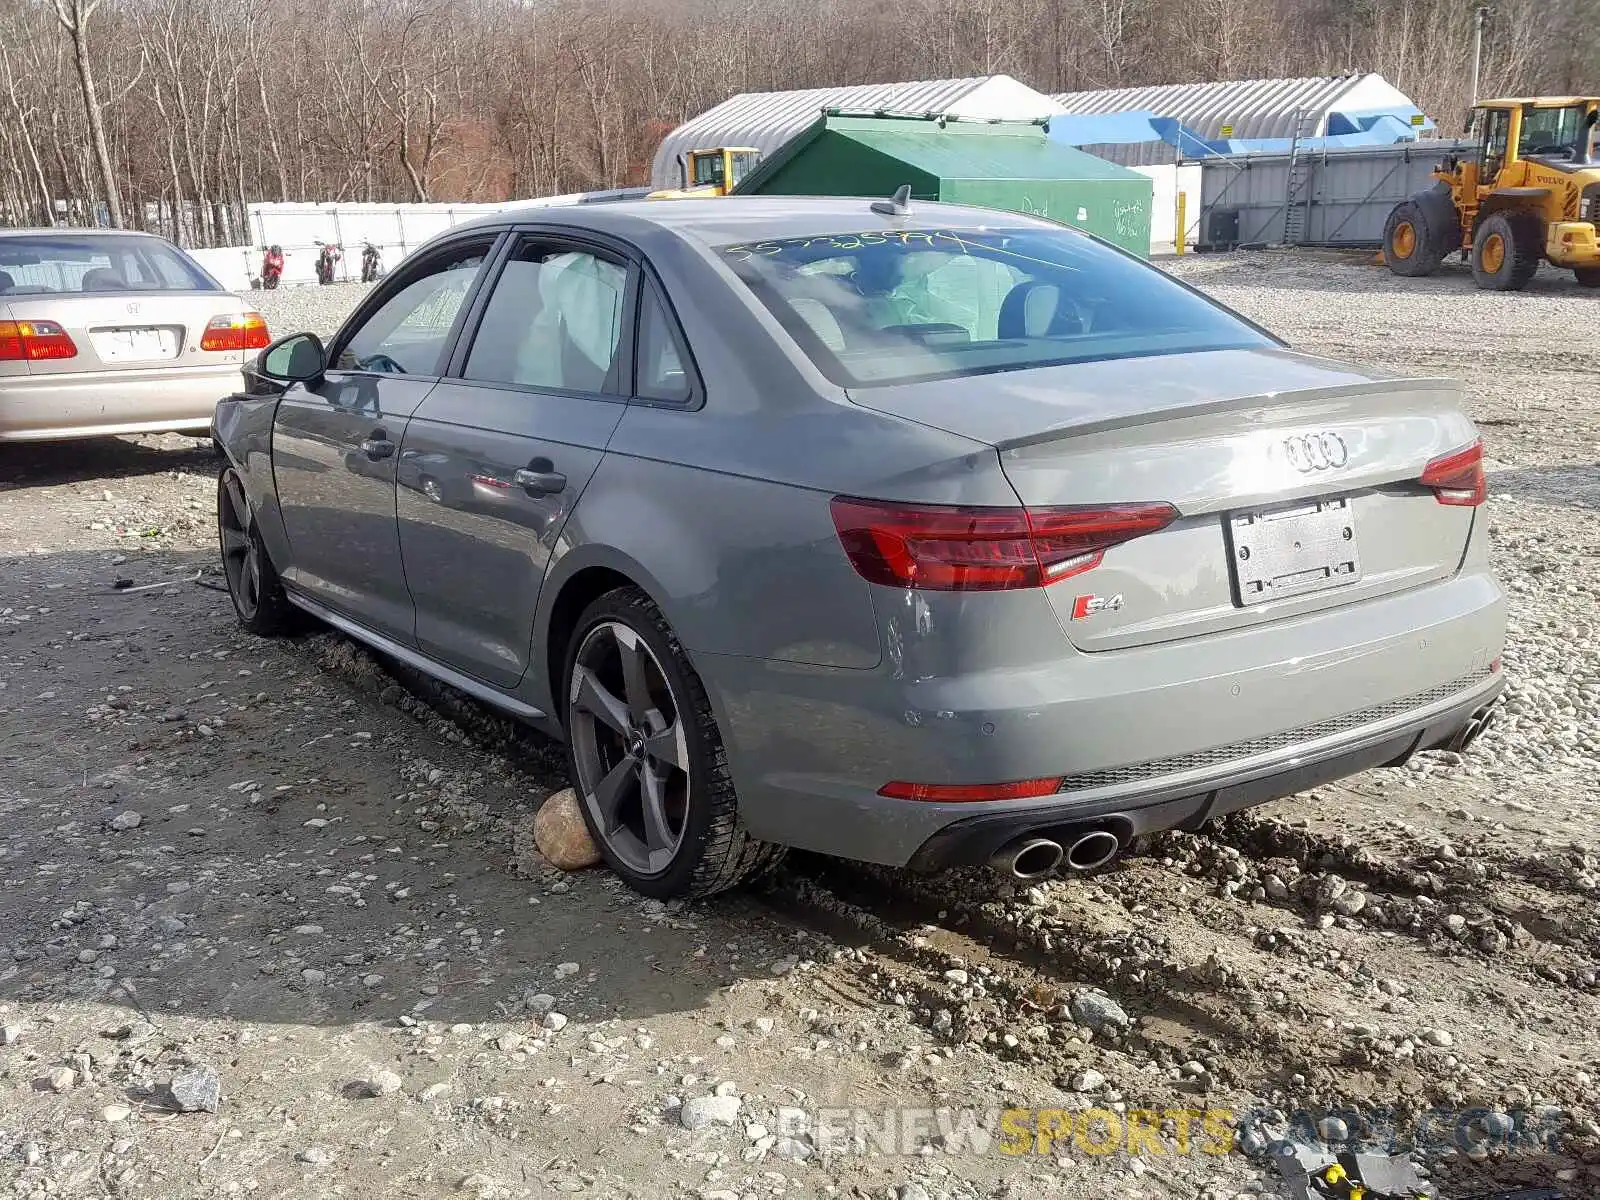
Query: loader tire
[[1471, 212, 1542, 291], [1383, 201, 1447, 277], [1575, 267, 1600, 288]]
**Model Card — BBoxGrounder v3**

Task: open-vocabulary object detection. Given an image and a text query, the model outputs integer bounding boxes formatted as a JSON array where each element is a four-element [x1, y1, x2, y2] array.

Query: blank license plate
[[1227, 498, 1361, 604], [93, 327, 178, 362]]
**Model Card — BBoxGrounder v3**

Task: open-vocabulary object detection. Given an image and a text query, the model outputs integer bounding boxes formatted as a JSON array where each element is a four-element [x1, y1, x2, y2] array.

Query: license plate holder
[[92, 327, 178, 362], [1227, 497, 1361, 605]]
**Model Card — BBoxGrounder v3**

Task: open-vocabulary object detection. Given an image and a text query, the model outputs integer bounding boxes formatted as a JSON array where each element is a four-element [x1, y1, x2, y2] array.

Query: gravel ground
[[0, 261, 1597, 1199]]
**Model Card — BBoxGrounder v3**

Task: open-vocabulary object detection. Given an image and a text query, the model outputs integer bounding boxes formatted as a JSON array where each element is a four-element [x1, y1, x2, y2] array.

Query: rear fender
[[212, 394, 291, 571]]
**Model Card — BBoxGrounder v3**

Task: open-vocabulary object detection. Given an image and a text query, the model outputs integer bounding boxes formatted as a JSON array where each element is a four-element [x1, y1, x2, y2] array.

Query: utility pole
[[1470, 5, 1490, 106]]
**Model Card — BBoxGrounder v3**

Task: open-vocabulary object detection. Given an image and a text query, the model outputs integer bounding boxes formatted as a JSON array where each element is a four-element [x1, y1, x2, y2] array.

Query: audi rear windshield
[[717, 228, 1274, 388], [0, 234, 220, 297]]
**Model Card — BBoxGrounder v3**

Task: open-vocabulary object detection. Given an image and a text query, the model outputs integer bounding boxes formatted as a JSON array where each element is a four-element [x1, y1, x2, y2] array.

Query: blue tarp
[[1046, 106, 1435, 160]]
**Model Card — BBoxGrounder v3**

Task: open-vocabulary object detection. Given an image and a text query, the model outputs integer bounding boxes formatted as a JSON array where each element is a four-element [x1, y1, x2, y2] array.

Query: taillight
[[1420, 439, 1486, 506], [830, 496, 1178, 591], [0, 319, 78, 361], [200, 311, 270, 352]]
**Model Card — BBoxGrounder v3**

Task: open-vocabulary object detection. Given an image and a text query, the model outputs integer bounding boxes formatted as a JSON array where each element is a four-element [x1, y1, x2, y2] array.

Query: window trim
[[325, 230, 507, 382], [632, 266, 705, 411], [444, 230, 638, 405]]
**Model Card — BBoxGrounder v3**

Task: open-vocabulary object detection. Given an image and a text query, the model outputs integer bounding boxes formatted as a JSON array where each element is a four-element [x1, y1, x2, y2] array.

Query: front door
[[397, 238, 633, 686], [272, 236, 498, 643]]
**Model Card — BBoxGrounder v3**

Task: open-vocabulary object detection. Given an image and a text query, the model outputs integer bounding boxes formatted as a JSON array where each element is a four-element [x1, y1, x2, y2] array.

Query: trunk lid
[[847, 348, 1481, 651], [3, 291, 247, 376]]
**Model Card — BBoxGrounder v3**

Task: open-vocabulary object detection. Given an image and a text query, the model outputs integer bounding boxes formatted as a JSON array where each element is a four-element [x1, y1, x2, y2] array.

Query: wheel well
[[544, 566, 636, 718]]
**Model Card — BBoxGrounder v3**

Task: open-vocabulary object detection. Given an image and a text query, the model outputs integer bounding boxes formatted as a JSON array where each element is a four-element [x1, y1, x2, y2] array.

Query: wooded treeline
[[2, 0, 1597, 244]]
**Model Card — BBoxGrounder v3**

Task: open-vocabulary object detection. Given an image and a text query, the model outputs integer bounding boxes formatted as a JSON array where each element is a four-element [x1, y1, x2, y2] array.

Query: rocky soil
[[0, 259, 1597, 1199]]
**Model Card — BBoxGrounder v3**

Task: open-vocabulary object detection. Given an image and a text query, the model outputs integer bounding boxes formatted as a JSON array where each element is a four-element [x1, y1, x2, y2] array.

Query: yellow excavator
[[1383, 96, 1600, 290], [647, 147, 762, 200]]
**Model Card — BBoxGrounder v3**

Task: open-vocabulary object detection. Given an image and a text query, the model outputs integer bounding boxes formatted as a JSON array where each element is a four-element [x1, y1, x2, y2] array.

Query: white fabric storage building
[[649, 75, 1064, 190]]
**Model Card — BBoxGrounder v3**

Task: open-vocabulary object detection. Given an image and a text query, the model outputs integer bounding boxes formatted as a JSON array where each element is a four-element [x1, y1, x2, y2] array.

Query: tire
[[217, 466, 298, 636], [561, 586, 783, 899], [1576, 267, 1600, 288], [1471, 212, 1543, 291], [1383, 201, 1448, 277]]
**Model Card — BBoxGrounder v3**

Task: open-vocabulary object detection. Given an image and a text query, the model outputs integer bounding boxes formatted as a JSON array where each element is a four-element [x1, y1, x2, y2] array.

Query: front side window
[[337, 242, 491, 376], [719, 228, 1272, 388], [728, 151, 759, 189], [0, 235, 218, 295], [464, 243, 627, 394]]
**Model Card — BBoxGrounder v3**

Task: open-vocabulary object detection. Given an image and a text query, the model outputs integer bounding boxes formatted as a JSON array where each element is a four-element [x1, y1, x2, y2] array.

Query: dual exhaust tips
[[990, 828, 1122, 881]]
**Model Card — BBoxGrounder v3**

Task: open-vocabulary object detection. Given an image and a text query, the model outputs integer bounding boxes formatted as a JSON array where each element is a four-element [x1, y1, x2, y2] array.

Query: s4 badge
[[1070, 593, 1123, 620]]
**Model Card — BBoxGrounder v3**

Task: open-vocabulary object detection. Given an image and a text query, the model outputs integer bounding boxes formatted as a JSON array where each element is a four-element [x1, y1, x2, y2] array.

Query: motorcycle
[[315, 243, 343, 286], [261, 245, 284, 290], [360, 242, 382, 283]]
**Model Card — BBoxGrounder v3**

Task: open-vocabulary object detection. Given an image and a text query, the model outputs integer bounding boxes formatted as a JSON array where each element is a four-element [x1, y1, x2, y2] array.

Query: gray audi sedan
[[212, 196, 1506, 898]]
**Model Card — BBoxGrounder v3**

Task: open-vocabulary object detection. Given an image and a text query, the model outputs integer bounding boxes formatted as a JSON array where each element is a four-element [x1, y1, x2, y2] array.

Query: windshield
[[719, 227, 1273, 387], [0, 234, 220, 296], [690, 153, 725, 188]]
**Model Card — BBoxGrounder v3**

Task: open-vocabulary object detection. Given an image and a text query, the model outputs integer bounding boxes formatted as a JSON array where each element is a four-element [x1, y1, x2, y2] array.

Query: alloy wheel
[[568, 620, 690, 876], [218, 470, 261, 620]]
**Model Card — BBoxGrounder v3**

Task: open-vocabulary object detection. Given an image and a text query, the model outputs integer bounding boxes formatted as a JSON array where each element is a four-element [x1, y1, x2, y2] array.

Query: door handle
[[514, 467, 567, 495], [361, 432, 395, 460]]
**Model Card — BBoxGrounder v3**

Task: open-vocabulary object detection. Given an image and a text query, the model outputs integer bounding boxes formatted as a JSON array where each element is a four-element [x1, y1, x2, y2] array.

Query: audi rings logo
[[1283, 432, 1349, 472]]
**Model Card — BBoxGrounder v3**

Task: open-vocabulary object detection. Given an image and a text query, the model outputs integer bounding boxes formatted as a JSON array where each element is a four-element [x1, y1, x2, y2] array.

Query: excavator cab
[[1384, 97, 1600, 290], [647, 148, 762, 201]]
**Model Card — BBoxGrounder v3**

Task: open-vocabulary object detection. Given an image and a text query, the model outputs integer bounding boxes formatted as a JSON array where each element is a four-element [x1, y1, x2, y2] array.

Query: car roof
[[0, 227, 172, 239], [445, 195, 1065, 249]]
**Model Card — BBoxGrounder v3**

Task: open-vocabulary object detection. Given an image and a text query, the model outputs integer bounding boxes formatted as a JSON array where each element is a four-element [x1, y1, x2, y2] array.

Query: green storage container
[[733, 113, 1154, 257]]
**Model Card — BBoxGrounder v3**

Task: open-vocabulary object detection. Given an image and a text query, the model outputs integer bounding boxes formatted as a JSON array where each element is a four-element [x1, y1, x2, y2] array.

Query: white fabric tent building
[[649, 75, 1065, 190]]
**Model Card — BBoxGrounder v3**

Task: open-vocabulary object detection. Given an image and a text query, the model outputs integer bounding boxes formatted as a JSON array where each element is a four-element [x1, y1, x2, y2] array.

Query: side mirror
[[248, 332, 325, 394]]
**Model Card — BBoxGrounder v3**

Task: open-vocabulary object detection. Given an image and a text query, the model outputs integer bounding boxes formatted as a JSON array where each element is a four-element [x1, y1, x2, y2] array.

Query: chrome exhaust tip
[[1063, 829, 1122, 872], [991, 837, 1064, 881], [1447, 703, 1499, 753]]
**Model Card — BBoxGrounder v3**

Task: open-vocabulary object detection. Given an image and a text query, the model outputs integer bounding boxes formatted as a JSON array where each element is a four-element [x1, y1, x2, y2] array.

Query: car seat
[[80, 267, 128, 291], [998, 281, 1082, 339]]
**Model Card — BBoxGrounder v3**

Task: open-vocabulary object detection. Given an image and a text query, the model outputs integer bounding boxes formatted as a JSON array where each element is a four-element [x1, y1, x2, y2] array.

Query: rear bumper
[[701, 566, 1506, 867], [906, 673, 1503, 870], [0, 364, 239, 441]]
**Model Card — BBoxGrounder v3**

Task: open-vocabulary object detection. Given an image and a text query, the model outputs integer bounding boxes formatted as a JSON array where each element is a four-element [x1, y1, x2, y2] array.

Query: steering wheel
[[358, 353, 406, 374]]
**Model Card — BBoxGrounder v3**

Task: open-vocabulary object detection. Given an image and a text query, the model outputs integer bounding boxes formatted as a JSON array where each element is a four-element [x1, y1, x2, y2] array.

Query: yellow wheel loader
[[647, 147, 762, 200], [1384, 97, 1600, 290]]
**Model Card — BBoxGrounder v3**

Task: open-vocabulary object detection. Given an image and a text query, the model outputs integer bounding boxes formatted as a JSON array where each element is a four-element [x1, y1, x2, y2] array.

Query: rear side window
[[718, 228, 1272, 387], [635, 284, 692, 404], [0, 235, 218, 296]]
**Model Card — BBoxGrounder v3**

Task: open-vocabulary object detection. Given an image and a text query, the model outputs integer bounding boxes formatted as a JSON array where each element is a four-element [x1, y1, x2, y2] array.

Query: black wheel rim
[[568, 620, 690, 876], [217, 470, 260, 620]]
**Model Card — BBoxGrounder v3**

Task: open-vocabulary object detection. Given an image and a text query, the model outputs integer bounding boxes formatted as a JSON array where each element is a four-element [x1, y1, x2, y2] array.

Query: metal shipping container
[[1196, 140, 1475, 249]]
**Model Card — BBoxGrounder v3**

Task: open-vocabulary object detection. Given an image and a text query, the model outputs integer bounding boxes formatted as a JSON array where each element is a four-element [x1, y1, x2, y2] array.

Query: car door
[[272, 234, 500, 643], [396, 234, 634, 686]]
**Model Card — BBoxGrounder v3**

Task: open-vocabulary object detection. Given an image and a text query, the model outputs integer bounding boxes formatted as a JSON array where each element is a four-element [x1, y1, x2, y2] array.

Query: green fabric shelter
[[733, 112, 1154, 256]]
